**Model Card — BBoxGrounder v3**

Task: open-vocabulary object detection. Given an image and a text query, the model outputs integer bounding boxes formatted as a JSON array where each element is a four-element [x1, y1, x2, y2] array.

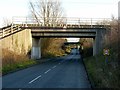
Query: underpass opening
[[30, 31, 101, 60], [64, 38, 94, 58], [30, 27, 106, 59], [0, 25, 106, 60]]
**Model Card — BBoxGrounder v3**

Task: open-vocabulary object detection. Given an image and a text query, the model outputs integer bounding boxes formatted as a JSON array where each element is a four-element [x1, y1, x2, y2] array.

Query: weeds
[[84, 53, 120, 88], [82, 19, 120, 88], [2, 48, 37, 75], [2, 60, 37, 75]]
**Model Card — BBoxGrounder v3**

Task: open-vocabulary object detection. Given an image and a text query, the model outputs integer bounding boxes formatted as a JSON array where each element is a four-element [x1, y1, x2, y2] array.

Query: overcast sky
[[0, 0, 119, 27]]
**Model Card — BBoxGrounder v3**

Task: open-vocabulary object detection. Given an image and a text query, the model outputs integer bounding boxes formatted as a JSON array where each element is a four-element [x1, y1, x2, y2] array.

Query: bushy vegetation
[[84, 54, 120, 88], [2, 59, 37, 75], [2, 48, 37, 75], [64, 46, 71, 54], [41, 38, 66, 58], [83, 19, 120, 88], [80, 38, 93, 57]]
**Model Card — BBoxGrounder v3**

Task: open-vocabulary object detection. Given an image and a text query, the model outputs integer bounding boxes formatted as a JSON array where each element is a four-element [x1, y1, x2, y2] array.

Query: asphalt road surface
[[2, 49, 91, 89]]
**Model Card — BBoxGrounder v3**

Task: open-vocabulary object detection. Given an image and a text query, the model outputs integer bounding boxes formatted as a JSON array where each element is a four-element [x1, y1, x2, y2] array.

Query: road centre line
[[44, 69, 51, 74], [52, 65, 57, 69], [29, 75, 42, 84], [29, 62, 61, 84]]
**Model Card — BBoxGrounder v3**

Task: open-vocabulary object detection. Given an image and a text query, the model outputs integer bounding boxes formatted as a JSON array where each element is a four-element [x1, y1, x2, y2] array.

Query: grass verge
[[83, 54, 120, 88], [2, 59, 38, 75]]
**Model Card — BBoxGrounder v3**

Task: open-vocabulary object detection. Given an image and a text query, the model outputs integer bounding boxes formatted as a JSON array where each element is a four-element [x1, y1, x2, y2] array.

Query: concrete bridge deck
[[31, 28, 97, 37], [0, 18, 111, 59], [0, 24, 109, 39]]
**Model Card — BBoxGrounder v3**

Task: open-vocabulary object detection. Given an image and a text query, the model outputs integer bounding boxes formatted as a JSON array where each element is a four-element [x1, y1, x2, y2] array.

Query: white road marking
[[44, 69, 51, 74], [52, 66, 57, 69], [29, 75, 42, 84], [29, 63, 60, 84]]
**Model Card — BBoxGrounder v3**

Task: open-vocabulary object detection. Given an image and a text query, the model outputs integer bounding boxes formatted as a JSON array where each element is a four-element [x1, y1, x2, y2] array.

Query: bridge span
[[0, 17, 111, 59], [29, 27, 106, 59]]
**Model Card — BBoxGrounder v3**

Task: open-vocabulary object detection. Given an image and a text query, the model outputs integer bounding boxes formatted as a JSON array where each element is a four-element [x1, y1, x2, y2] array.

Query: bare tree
[[2, 18, 12, 27], [29, 0, 65, 26]]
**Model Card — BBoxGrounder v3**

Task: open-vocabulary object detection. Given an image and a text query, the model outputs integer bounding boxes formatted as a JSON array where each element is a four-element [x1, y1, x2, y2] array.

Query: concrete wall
[[0, 29, 32, 55]]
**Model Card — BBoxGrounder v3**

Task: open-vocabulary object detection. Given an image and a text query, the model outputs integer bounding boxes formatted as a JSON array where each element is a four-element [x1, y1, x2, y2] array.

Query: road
[[2, 49, 91, 89]]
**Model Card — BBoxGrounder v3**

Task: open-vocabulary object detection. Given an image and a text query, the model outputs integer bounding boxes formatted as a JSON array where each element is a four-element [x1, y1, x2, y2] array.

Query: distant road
[[2, 49, 91, 88]]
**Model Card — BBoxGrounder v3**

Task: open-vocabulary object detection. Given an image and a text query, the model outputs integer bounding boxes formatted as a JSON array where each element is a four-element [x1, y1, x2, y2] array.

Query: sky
[[0, 0, 119, 26], [0, 0, 120, 42], [62, 0, 119, 18]]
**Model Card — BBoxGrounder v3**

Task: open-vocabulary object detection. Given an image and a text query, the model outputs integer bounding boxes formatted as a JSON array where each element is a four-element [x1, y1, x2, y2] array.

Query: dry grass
[[84, 54, 120, 88], [2, 48, 37, 75], [83, 19, 120, 88], [41, 38, 66, 58], [2, 48, 28, 66]]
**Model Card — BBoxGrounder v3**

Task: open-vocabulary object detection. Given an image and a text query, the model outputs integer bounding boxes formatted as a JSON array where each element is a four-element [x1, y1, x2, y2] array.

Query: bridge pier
[[93, 29, 105, 56], [31, 37, 41, 59], [93, 38, 96, 56]]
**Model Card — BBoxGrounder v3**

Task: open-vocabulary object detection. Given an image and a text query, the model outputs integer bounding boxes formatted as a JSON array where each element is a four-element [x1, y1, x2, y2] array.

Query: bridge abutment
[[31, 37, 41, 59]]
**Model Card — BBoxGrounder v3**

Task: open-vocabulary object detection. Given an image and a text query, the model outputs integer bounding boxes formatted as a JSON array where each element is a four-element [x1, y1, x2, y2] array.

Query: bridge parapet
[[12, 17, 111, 28], [0, 25, 22, 39], [0, 17, 111, 39]]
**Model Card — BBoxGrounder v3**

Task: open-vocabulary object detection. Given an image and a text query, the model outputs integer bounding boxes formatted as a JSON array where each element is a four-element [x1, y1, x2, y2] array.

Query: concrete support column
[[93, 38, 96, 56], [31, 37, 41, 59], [93, 29, 104, 56], [93, 36, 100, 56]]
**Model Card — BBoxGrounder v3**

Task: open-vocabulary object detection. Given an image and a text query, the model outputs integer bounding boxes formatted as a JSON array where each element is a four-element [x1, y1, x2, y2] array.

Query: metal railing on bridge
[[12, 16, 111, 28], [0, 25, 22, 39], [0, 17, 111, 38]]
